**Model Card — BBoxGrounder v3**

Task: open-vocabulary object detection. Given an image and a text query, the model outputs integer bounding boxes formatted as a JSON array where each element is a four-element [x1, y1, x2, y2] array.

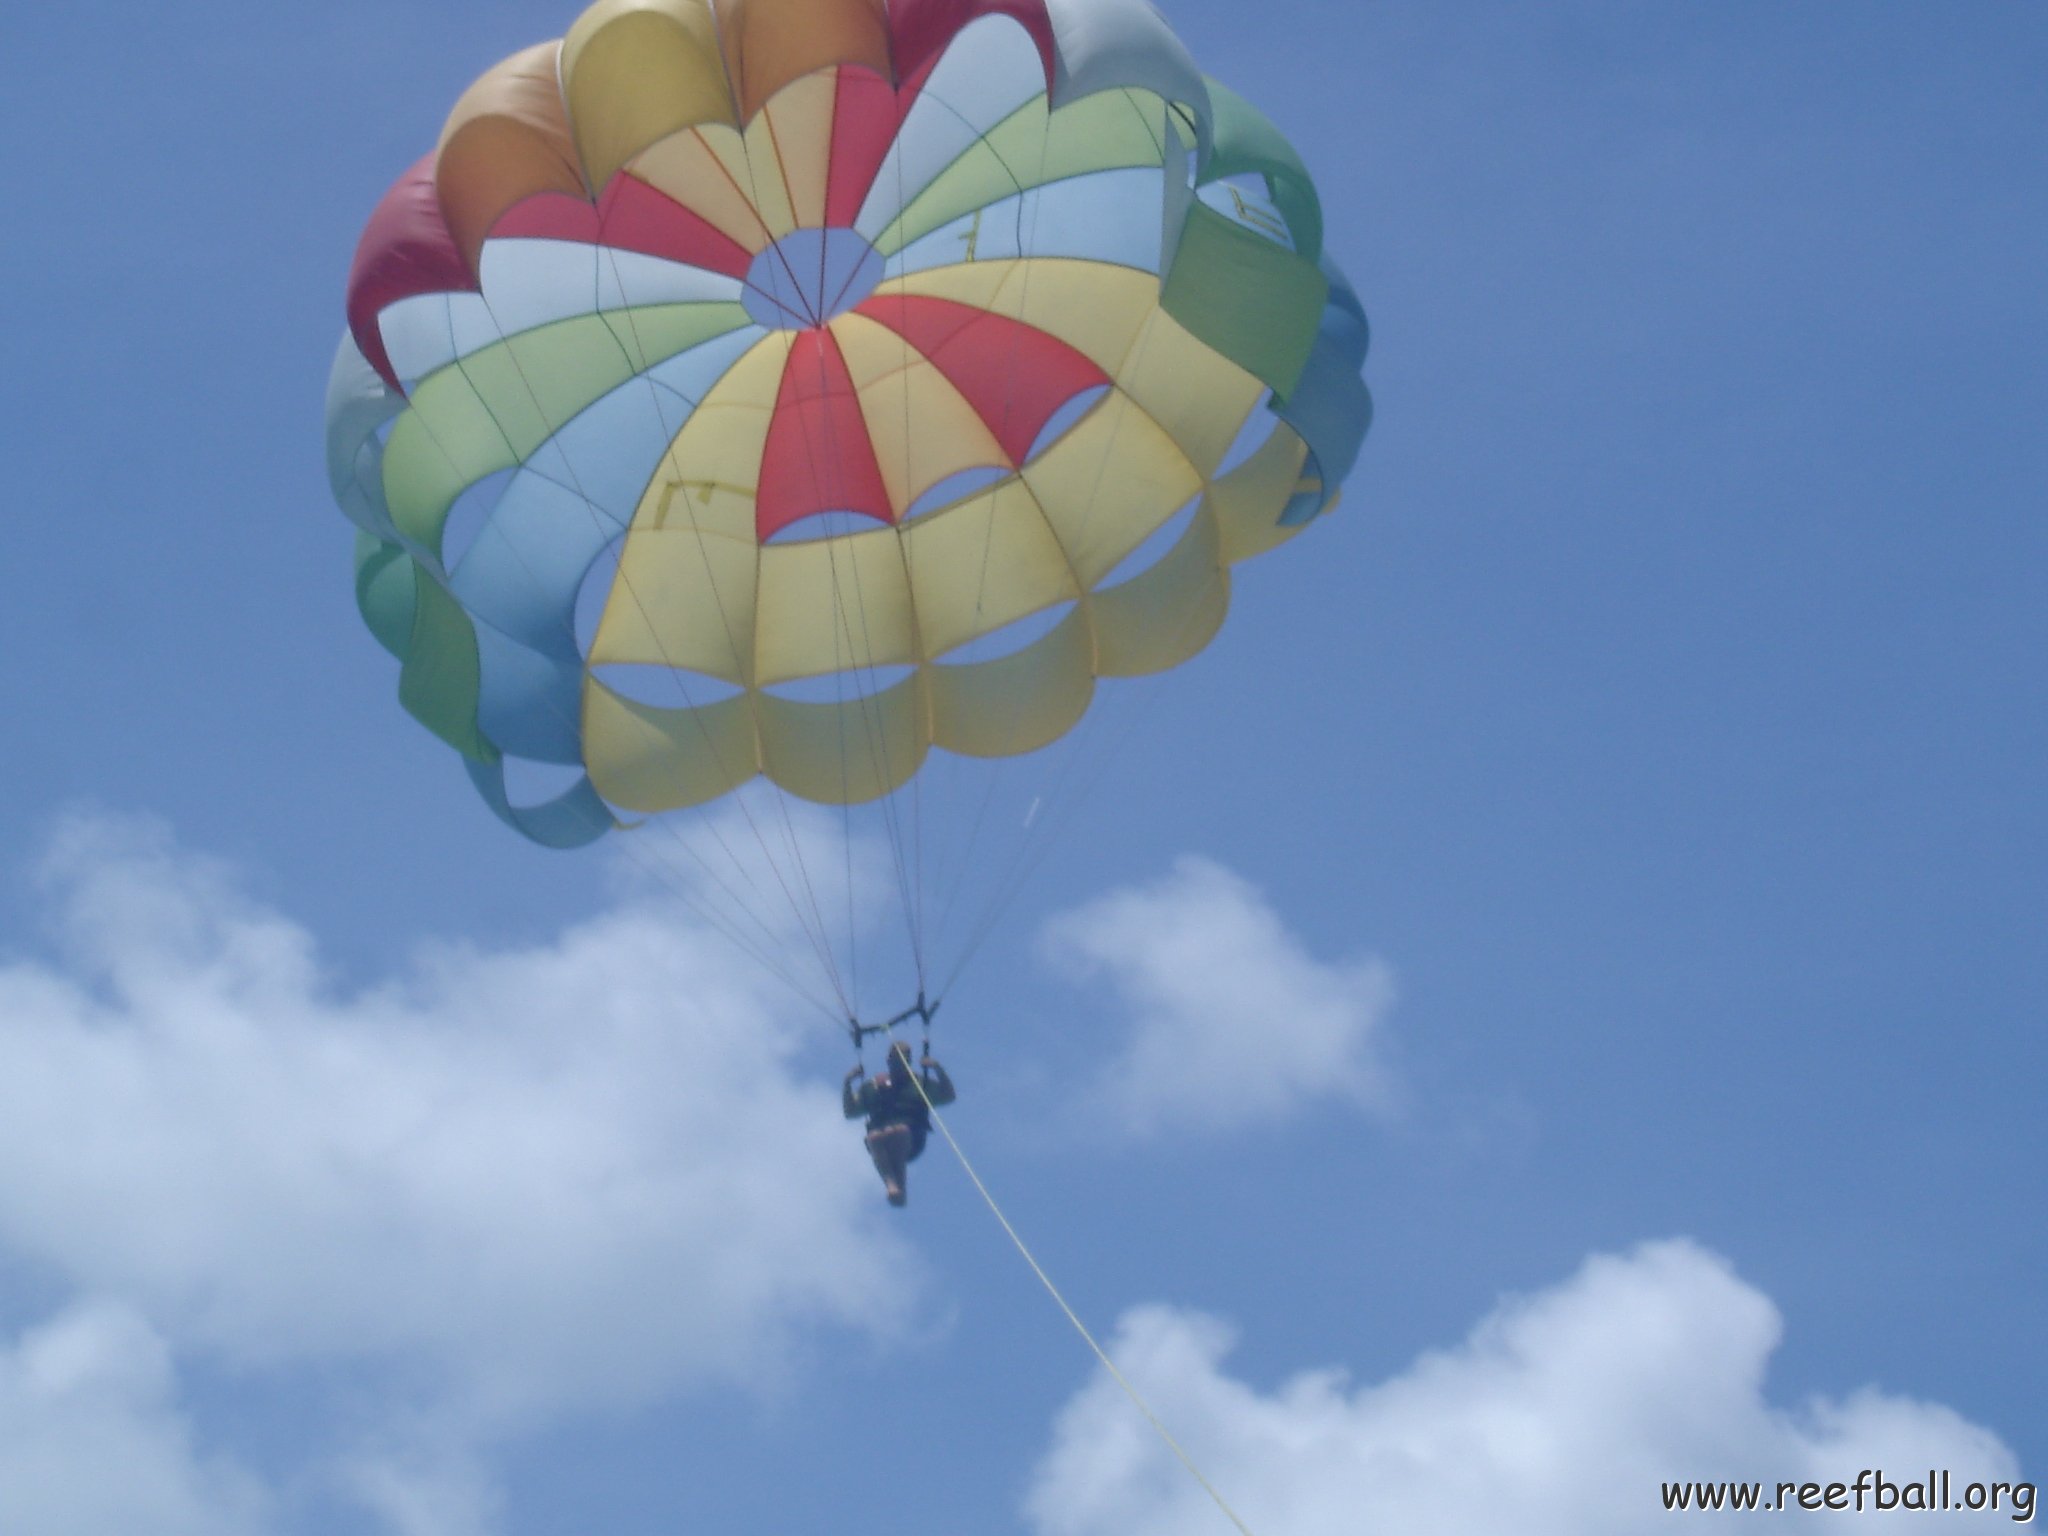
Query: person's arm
[[919, 1058, 956, 1107], [843, 1067, 868, 1120]]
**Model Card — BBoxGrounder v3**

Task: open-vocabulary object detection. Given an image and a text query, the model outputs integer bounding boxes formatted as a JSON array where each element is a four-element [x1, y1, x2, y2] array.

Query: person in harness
[[843, 1039, 956, 1207]]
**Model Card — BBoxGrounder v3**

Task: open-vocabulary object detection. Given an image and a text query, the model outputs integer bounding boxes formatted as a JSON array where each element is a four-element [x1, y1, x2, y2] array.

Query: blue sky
[[1, 2, 2041, 1532]]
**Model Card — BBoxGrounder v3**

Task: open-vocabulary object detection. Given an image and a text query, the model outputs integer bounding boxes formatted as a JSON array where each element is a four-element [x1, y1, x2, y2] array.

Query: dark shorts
[[866, 1119, 929, 1161]]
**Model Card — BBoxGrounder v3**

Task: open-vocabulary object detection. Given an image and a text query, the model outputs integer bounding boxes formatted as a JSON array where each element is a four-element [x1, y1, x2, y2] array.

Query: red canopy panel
[[856, 294, 1109, 467], [493, 175, 755, 278], [757, 328, 896, 541], [346, 155, 475, 392], [824, 65, 916, 229], [825, 0, 1057, 227], [886, 0, 1055, 85]]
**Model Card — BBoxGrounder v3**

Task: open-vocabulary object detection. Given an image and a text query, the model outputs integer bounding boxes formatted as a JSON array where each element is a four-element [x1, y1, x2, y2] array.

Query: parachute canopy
[[326, 0, 1371, 854]]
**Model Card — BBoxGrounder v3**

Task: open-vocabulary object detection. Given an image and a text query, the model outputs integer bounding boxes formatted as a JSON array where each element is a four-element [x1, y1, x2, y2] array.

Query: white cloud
[[1026, 1241, 2027, 1535], [1041, 856, 1395, 1137], [334, 1435, 500, 1536], [0, 1301, 267, 1536], [0, 810, 920, 1527]]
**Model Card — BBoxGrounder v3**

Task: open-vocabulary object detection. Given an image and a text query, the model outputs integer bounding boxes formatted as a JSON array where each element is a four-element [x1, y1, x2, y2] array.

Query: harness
[[850, 993, 940, 1156], [865, 1071, 933, 1143]]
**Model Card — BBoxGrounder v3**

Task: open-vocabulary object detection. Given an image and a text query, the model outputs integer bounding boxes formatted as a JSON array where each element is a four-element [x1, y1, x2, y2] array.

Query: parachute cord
[[881, 1024, 1260, 1536], [442, 253, 859, 1021]]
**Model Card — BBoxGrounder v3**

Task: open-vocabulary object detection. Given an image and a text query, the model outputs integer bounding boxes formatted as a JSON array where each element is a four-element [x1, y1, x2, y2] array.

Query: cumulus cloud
[[0, 811, 919, 1526], [334, 1435, 500, 1536], [1026, 1241, 2026, 1535], [0, 1301, 267, 1536], [1041, 856, 1395, 1137]]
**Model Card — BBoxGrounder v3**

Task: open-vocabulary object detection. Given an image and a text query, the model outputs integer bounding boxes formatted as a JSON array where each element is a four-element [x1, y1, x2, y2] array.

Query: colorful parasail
[[325, 0, 1370, 1008]]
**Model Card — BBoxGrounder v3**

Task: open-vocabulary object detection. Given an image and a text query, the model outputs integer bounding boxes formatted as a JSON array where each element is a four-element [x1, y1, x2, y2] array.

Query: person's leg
[[865, 1125, 911, 1204], [884, 1131, 909, 1205], [864, 1127, 892, 1187]]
